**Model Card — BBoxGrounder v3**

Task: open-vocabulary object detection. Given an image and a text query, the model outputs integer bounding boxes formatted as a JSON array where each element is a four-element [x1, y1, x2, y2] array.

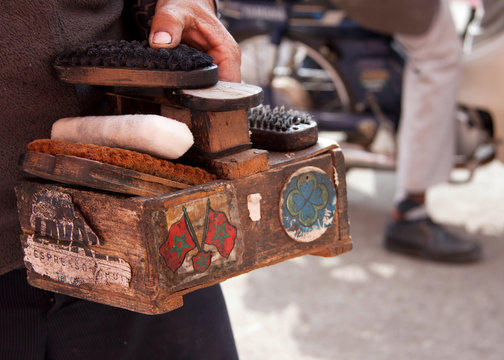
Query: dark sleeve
[[125, 0, 221, 40], [125, 0, 157, 40]]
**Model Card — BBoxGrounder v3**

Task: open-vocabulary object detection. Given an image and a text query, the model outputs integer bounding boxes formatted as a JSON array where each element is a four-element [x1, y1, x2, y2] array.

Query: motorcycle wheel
[[236, 34, 352, 114]]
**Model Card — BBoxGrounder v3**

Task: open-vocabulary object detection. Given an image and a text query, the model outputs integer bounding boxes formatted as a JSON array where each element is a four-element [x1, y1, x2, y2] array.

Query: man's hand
[[149, 0, 241, 82]]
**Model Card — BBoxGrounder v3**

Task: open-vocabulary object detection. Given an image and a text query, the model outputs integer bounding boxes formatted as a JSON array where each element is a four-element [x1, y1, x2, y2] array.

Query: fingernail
[[152, 31, 172, 45]]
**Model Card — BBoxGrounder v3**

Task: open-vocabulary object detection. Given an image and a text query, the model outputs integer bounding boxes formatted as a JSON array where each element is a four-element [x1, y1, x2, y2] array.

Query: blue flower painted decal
[[286, 172, 329, 227], [280, 167, 336, 242]]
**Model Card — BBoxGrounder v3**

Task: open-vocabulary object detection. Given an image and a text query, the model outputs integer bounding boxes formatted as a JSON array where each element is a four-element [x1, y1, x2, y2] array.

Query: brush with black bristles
[[247, 105, 318, 151], [53, 40, 218, 88]]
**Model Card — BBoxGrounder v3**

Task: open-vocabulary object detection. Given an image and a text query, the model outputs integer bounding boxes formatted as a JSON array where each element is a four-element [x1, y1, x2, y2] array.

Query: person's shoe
[[384, 217, 482, 262]]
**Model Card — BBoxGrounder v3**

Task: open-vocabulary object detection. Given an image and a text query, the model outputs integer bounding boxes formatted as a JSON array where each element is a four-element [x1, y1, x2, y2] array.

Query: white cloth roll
[[51, 114, 194, 159]]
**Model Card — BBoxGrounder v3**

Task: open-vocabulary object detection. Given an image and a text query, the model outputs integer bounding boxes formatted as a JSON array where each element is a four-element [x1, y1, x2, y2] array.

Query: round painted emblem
[[279, 166, 337, 242]]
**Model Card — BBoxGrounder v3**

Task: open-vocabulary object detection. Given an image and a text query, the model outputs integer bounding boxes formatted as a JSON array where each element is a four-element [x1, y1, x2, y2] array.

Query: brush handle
[[54, 64, 218, 89]]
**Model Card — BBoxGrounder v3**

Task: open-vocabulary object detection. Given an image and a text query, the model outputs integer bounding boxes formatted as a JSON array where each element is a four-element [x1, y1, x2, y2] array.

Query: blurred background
[[221, 1, 504, 358], [222, 158, 504, 360]]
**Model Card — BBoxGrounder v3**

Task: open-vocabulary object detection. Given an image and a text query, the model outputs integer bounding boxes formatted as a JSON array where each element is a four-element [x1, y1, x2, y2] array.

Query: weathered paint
[[160, 190, 240, 277], [30, 189, 101, 245], [247, 193, 262, 222], [23, 235, 131, 287], [280, 166, 337, 242]]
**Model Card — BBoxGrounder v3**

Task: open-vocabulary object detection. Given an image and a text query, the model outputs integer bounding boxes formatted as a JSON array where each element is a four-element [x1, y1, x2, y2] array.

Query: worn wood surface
[[312, 148, 352, 257], [199, 148, 270, 179], [171, 81, 263, 111], [267, 137, 338, 167], [160, 105, 192, 128], [15, 183, 174, 313], [54, 64, 218, 89], [20, 151, 189, 197], [189, 110, 251, 154], [15, 146, 351, 314]]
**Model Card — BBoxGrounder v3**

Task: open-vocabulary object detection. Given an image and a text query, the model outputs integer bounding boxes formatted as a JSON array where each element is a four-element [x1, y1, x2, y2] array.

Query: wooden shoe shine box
[[15, 80, 351, 314]]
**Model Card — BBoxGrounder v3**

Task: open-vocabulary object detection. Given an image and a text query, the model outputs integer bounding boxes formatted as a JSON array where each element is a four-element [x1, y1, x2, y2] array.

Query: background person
[[336, 0, 482, 262]]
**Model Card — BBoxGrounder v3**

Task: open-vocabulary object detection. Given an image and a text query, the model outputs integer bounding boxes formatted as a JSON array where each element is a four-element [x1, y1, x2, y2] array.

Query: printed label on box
[[23, 235, 131, 287]]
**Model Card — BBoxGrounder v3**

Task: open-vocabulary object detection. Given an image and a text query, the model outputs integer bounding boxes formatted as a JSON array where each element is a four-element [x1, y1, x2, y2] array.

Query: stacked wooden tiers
[[16, 64, 351, 314]]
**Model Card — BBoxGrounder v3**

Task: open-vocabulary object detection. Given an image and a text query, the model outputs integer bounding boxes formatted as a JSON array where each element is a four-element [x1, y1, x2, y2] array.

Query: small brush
[[53, 40, 218, 88], [248, 105, 318, 151]]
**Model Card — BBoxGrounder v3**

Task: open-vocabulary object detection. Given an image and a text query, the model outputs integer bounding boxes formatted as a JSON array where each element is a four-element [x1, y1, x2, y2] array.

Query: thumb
[[149, 11, 183, 49]]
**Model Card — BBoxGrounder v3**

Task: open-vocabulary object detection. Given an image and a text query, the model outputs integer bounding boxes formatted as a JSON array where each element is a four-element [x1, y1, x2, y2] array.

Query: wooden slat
[[20, 151, 189, 197]]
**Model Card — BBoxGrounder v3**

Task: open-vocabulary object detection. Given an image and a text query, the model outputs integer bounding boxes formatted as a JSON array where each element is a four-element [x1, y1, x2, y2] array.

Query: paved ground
[[221, 157, 504, 360]]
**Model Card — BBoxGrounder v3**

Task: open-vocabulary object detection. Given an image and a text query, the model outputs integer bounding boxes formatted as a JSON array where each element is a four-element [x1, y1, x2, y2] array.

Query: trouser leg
[[0, 269, 49, 360], [0, 269, 238, 360], [46, 283, 238, 360], [395, 0, 462, 201]]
